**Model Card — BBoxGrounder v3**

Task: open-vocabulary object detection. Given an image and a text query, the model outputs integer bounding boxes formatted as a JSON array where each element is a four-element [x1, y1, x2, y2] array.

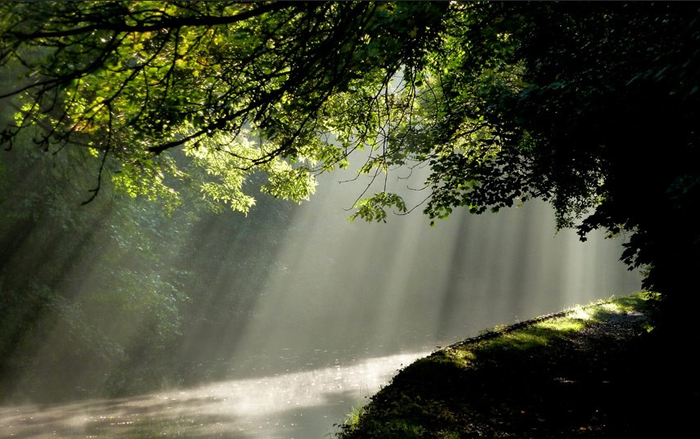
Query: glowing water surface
[[0, 350, 427, 438]]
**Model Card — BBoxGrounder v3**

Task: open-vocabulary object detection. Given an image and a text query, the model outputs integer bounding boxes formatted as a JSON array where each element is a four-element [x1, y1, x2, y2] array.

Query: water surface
[[0, 351, 428, 439]]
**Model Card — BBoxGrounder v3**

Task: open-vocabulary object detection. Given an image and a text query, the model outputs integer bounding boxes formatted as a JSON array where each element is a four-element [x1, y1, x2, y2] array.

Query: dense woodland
[[1, 1, 699, 401], [0, 140, 304, 400]]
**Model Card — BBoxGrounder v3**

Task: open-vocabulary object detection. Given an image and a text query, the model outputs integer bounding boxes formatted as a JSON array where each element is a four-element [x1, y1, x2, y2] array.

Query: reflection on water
[[0, 351, 427, 439]]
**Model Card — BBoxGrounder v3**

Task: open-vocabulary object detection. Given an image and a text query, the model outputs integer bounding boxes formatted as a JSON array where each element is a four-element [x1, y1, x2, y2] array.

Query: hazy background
[[0, 148, 642, 438], [230, 164, 641, 366], [0, 148, 641, 405]]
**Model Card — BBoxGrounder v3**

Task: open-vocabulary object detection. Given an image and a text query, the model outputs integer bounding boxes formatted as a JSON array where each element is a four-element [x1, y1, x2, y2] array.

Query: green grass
[[342, 403, 367, 433], [335, 292, 685, 438]]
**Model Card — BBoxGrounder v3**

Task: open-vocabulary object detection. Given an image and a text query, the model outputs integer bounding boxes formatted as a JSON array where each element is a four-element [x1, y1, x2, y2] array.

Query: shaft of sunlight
[[1, 152, 641, 439]]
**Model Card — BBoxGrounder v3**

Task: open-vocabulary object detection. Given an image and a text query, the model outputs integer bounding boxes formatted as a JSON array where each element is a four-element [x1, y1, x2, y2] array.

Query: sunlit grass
[[336, 292, 652, 438], [442, 348, 477, 368], [465, 293, 648, 356], [341, 403, 367, 433]]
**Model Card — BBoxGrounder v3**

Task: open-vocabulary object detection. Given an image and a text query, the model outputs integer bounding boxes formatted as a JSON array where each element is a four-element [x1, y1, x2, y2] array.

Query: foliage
[[420, 2, 700, 325], [0, 142, 178, 398], [342, 403, 368, 433], [0, 129, 297, 401], [1, 1, 699, 330], [0, 1, 447, 213]]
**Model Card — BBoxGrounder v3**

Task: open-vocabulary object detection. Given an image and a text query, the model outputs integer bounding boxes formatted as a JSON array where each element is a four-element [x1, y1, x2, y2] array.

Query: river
[[0, 350, 428, 438]]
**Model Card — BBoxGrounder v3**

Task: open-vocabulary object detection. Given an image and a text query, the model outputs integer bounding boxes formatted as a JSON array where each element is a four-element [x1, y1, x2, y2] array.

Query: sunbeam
[[228, 165, 641, 377], [1, 152, 641, 438]]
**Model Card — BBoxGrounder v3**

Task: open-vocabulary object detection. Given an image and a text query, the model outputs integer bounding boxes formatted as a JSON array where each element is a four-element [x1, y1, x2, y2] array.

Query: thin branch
[[81, 102, 113, 205], [8, 2, 292, 40]]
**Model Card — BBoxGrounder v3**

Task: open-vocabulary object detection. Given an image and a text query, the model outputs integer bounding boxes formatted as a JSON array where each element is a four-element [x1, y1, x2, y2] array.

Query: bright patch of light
[[568, 306, 593, 321], [0, 351, 427, 439]]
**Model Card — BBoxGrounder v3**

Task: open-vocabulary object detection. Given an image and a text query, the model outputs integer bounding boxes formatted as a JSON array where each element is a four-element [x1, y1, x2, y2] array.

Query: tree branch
[[7, 2, 293, 40]]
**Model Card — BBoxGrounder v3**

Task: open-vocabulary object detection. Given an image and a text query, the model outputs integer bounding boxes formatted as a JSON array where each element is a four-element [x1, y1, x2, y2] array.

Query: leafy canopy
[[0, 1, 447, 211], [2, 1, 700, 318]]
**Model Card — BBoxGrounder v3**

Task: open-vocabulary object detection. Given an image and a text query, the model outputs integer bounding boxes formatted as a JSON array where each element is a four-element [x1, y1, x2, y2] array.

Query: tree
[[416, 2, 700, 331], [0, 131, 300, 401], [1, 1, 699, 330], [0, 1, 447, 210]]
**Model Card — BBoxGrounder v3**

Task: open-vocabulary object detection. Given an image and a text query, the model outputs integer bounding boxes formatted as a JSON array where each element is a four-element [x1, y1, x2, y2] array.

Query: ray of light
[[1, 151, 642, 438]]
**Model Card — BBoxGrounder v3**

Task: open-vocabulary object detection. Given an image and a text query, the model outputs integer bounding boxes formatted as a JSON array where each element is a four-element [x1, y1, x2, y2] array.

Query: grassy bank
[[336, 293, 698, 438]]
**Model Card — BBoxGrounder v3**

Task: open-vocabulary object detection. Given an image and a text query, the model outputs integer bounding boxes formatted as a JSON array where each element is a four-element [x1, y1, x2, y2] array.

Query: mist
[[0, 154, 641, 438], [230, 166, 640, 365]]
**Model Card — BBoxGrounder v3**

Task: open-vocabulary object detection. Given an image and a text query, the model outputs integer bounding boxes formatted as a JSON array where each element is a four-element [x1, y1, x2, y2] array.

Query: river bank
[[336, 293, 698, 438]]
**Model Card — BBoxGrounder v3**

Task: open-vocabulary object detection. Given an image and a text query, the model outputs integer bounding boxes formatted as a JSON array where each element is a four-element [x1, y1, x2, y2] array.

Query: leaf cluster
[[0, 1, 447, 213], [407, 3, 700, 316]]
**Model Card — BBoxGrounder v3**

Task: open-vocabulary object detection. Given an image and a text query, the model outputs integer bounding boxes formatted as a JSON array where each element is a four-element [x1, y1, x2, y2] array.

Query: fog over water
[[0, 161, 642, 438], [0, 351, 429, 438]]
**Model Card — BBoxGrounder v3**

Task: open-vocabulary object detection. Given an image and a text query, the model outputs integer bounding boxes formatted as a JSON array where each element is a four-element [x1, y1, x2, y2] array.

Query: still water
[[0, 350, 428, 439]]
